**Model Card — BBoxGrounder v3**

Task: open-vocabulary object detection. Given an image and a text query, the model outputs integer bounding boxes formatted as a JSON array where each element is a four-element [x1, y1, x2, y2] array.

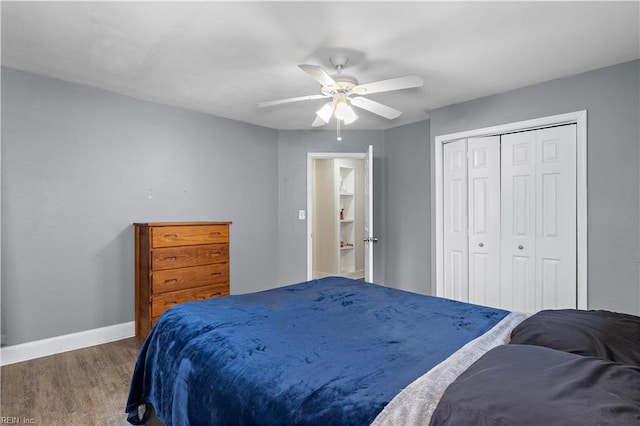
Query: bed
[[125, 276, 640, 425]]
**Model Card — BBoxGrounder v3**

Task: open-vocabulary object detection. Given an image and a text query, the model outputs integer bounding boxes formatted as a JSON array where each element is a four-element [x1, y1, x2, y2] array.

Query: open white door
[[364, 145, 374, 282]]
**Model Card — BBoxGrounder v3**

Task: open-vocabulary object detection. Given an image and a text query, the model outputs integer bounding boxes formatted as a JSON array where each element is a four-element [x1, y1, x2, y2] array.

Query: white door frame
[[433, 110, 588, 309], [307, 152, 368, 281]]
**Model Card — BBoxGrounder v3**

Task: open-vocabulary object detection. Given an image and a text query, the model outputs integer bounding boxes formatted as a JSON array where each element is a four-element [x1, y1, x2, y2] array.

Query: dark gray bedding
[[431, 309, 640, 425], [430, 344, 640, 425]]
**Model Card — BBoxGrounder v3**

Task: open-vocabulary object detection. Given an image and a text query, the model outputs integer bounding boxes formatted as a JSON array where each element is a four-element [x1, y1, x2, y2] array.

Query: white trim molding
[[0, 321, 135, 366], [433, 110, 588, 309]]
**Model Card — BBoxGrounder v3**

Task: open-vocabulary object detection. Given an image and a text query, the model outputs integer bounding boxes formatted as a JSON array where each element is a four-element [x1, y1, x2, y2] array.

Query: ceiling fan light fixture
[[341, 111, 358, 125], [316, 102, 334, 123], [334, 98, 358, 124]]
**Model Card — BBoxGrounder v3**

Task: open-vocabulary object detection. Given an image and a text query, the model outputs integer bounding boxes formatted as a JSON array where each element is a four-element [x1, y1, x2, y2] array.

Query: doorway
[[307, 147, 374, 282]]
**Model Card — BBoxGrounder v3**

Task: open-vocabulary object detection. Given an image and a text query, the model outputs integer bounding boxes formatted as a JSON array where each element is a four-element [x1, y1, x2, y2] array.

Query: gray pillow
[[509, 309, 640, 366]]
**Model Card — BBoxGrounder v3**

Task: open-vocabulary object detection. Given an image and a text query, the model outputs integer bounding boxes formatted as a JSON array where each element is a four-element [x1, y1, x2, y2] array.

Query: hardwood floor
[[1, 338, 142, 425]]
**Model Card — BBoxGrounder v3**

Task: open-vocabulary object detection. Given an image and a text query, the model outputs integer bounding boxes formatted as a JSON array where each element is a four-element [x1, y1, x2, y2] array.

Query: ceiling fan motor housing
[[322, 73, 358, 95]]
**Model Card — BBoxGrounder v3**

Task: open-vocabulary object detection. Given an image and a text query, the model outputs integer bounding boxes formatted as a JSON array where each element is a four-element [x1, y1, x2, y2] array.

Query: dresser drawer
[[152, 224, 229, 248], [151, 243, 229, 270], [152, 263, 229, 294], [151, 284, 229, 319]]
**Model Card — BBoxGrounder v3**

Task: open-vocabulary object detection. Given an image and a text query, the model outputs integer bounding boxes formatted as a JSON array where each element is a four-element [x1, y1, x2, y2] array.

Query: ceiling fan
[[256, 54, 423, 128]]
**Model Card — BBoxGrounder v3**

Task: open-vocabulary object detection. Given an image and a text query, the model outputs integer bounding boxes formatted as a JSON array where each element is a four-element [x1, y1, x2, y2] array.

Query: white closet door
[[443, 139, 468, 302], [467, 136, 501, 307], [501, 131, 537, 312], [535, 125, 577, 309], [501, 125, 577, 312]]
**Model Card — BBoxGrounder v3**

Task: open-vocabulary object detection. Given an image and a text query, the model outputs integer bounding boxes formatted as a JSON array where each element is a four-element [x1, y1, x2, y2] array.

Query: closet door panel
[[501, 132, 536, 312], [536, 125, 577, 309], [511, 255, 535, 312], [443, 139, 469, 302], [467, 136, 501, 307]]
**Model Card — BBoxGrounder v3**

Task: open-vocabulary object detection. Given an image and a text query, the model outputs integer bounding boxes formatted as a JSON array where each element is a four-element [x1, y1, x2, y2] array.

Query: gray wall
[[383, 121, 431, 294], [1, 67, 280, 346], [430, 59, 640, 315], [276, 129, 386, 286], [3, 59, 638, 347]]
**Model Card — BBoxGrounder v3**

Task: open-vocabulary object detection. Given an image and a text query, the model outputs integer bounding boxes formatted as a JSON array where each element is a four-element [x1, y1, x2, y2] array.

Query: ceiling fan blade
[[256, 94, 330, 108], [311, 116, 328, 127], [351, 75, 423, 96], [299, 64, 338, 88], [350, 97, 402, 120]]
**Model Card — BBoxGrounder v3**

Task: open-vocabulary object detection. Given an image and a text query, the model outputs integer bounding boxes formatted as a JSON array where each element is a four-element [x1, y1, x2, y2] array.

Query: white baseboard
[[0, 321, 135, 366], [342, 270, 365, 280], [313, 271, 365, 280]]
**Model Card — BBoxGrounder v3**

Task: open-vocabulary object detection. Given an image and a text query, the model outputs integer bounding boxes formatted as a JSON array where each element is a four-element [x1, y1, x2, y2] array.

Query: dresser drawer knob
[[210, 272, 223, 277], [164, 233, 178, 239], [164, 278, 178, 284], [163, 256, 177, 261], [209, 231, 221, 236]]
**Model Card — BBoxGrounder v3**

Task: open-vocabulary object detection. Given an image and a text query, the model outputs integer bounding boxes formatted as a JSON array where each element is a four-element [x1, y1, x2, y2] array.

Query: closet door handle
[[518, 245, 524, 250], [478, 242, 484, 247]]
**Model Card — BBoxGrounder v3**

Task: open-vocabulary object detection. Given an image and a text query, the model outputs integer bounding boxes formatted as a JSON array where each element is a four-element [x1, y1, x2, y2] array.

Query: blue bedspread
[[126, 277, 508, 425]]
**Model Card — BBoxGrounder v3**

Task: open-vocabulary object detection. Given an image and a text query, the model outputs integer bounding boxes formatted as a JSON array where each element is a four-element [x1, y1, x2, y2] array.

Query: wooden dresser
[[134, 221, 231, 339]]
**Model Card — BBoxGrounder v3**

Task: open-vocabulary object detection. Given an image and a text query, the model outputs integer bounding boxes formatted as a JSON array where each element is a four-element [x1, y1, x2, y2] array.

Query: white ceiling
[[2, 1, 639, 130]]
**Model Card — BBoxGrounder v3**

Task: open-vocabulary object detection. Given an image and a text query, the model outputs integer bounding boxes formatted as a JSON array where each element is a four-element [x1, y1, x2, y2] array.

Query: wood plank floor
[[1, 338, 142, 425]]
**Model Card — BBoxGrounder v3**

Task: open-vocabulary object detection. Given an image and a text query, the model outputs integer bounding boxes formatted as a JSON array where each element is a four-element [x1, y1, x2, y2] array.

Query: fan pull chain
[[336, 119, 342, 141]]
